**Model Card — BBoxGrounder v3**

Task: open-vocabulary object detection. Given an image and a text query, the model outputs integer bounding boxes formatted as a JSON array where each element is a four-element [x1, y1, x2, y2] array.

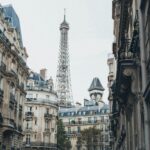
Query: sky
[[1, 0, 113, 104]]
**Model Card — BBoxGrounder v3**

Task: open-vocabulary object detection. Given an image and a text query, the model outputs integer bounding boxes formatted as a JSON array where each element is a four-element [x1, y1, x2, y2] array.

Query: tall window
[[45, 120, 49, 129], [68, 127, 71, 133], [26, 134, 30, 145], [46, 108, 49, 114], [88, 117, 91, 123], [78, 118, 82, 124], [77, 126, 80, 133], [94, 117, 97, 123], [27, 106, 32, 112]]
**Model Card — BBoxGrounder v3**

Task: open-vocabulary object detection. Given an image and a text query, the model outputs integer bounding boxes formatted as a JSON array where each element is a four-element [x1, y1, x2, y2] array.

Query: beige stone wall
[[23, 87, 58, 149]]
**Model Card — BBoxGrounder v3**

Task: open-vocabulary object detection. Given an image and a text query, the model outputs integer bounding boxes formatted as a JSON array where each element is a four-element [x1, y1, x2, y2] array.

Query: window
[[35, 119, 37, 125], [94, 117, 97, 123], [101, 116, 104, 122], [27, 106, 32, 112], [26, 121, 29, 129], [78, 118, 82, 124], [77, 127, 80, 133], [45, 120, 49, 129], [27, 93, 33, 99], [88, 117, 91, 123], [68, 127, 71, 133], [78, 111, 81, 115], [26, 134, 30, 145], [46, 108, 49, 114]]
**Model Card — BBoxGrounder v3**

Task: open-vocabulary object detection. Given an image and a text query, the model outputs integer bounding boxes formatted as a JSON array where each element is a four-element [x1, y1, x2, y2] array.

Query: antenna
[[64, 8, 66, 21]]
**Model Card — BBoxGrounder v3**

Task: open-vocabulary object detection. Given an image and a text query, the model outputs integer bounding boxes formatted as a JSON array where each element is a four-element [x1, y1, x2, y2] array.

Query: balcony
[[25, 111, 34, 120], [44, 128, 50, 132], [0, 61, 6, 73], [0, 89, 4, 103], [44, 113, 52, 120], [25, 127, 32, 132], [23, 142, 57, 148], [65, 131, 81, 137], [63, 120, 100, 126]]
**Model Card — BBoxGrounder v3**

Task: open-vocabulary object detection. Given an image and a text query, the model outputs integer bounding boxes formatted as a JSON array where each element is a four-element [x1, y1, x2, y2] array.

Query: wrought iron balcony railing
[[25, 111, 34, 117], [44, 113, 52, 120], [23, 142, 57, 148], [63, 120, 104, 126]]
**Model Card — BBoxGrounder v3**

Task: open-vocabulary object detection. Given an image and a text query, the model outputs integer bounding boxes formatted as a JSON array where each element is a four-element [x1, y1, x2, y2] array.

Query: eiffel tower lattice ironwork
[[56, 10, 73, 107]]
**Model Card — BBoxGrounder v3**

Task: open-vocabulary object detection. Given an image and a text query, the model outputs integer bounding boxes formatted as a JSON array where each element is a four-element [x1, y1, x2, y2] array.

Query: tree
[[77, 127, 102, 150], [57, 119, 72, 150]]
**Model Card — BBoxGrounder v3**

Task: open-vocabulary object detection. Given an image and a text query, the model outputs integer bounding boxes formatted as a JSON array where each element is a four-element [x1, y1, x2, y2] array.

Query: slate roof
[[3, 4, 23, 47], [88, 77, 105, 91], [28, 72, 44, 82], [59, 104, 109, 117]]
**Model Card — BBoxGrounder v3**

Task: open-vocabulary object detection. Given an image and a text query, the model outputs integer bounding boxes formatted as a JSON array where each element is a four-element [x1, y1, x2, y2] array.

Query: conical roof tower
[[88, 77, 105, 106]]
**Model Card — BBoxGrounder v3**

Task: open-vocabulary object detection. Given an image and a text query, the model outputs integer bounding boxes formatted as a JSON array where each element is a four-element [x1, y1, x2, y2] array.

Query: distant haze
[[1, 0, 113, 104]]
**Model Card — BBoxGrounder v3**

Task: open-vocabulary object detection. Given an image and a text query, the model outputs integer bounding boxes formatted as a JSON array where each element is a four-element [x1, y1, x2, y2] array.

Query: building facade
[[59, 78, 110, 150], [0, 4, 28, 149], [110, 0, 150, 150], [23, 70, 58, 149]]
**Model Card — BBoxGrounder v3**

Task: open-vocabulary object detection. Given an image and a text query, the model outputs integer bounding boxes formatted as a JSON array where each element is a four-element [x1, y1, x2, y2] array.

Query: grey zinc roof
[[59, 104, 109, 114], [88, 77, 105, 91], [3, 5, 23, 47]]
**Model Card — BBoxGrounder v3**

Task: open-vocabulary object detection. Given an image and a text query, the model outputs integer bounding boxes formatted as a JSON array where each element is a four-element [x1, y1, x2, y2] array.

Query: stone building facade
[[59, 78, 110, 150], [0, 4, 28, 149], [23, 70, 58, 149], [110, 0, 150, 150]]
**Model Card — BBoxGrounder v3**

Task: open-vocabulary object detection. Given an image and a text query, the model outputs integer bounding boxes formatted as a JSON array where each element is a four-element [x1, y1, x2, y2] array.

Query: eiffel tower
[[56, 10, 73, 107]]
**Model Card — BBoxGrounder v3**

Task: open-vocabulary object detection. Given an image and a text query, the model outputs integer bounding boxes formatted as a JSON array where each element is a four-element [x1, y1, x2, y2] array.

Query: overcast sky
[[1, 0, 113, 104]]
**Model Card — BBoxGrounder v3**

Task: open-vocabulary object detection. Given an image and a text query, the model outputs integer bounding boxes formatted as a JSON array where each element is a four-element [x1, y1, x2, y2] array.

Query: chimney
[[40, 68, 47, 80]]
